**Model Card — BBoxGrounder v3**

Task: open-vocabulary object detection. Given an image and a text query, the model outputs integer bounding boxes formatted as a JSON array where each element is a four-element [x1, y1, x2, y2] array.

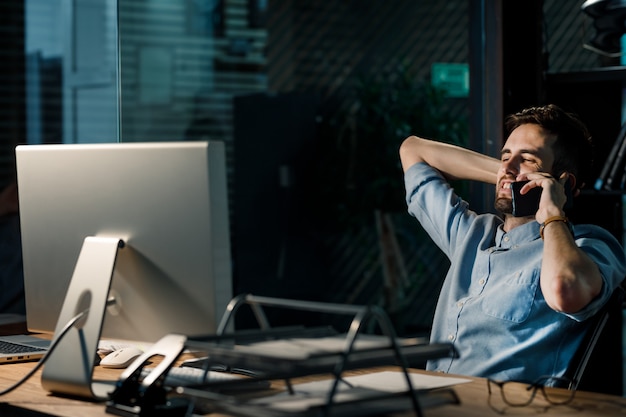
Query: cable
[[0, 308, 88, 396]]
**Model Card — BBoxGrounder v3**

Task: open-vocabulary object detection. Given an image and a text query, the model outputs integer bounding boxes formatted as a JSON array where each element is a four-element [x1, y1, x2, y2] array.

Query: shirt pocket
[[481, 269, 539, 322]]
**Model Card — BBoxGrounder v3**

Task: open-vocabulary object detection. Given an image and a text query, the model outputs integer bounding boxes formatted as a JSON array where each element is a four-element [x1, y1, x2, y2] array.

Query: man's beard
[[494, 196, 512, 214]]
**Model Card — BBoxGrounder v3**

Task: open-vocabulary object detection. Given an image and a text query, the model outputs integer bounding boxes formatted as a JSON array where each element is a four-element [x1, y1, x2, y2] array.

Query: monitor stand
[[41, 236, 124, 400]]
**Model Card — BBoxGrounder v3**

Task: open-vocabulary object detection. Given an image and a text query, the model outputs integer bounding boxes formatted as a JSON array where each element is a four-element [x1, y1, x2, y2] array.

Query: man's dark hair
[[504, 104, 593, 191]]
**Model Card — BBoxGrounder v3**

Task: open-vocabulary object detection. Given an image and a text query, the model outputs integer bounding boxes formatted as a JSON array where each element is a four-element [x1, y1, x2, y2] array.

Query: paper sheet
[[250, 371, 471, 411]]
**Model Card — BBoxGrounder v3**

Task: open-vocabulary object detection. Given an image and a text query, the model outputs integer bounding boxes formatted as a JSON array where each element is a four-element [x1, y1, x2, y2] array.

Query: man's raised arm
[[399, 136, 500, 184]]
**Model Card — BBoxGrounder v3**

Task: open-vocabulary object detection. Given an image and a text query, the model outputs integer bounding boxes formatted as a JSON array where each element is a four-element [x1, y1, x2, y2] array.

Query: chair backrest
[[563, 284, 625, 395]]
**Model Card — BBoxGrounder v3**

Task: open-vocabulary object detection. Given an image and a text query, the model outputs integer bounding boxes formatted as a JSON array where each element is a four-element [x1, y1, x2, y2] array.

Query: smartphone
[[511, 180, 542, 217], [511, 178, 574, 217]]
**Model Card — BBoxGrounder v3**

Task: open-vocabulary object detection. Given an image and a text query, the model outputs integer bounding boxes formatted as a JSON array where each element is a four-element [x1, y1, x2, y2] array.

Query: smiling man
[[399, 104, 626, 383]]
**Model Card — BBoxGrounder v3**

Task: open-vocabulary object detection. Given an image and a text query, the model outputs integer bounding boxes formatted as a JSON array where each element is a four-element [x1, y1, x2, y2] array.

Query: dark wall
[[0, 2, 24, 186], [232, 92, 330, 328], [502, 0, 545, 116]]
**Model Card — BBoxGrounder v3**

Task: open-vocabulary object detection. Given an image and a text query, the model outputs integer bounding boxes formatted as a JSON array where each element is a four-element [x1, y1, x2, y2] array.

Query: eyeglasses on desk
[[487, 375, 576, 413]]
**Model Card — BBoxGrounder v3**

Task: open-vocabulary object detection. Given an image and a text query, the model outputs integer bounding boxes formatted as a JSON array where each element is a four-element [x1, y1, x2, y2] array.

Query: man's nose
[[501, 158, 519, 176]]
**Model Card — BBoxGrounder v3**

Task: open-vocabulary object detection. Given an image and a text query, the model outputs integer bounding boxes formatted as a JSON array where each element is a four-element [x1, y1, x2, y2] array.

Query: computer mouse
[[100, 346, 144, 369]]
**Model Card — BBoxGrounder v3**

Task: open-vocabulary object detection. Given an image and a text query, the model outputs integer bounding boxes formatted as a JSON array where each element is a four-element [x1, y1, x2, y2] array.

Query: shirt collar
[[495, 220, 541, 248]]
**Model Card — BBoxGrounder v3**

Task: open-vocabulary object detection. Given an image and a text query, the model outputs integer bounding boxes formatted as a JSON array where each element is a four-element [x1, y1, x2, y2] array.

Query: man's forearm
[[399, 136, 500, 184], [540, 221, 603, 313]]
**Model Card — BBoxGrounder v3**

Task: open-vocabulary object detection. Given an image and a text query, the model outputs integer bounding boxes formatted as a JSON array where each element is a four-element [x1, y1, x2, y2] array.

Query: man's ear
[[567, 173, 580, 197], [559, 172, 579, 197]]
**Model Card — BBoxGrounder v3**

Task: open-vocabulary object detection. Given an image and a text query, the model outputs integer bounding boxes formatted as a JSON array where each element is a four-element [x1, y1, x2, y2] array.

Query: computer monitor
[[16, 141, 233, 398], [15, 141, 232, 342]]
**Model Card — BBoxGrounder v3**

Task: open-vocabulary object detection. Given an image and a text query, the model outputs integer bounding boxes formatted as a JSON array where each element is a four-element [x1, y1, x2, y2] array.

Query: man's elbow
[[399, 136, 426, 172], [543, 275, 602, 314]]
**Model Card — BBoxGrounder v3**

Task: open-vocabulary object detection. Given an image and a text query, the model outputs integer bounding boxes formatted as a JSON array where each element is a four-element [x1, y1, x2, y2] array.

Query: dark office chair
[[562, 283, 625, 395]]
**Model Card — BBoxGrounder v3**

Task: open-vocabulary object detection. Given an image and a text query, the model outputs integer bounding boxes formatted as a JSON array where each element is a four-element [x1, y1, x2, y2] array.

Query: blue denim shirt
[[405, 162, 626, 382]]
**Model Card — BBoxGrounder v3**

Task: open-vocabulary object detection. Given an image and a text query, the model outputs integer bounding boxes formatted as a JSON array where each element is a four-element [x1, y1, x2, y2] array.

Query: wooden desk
[[0, 361, 625, 417], [431, 372, 626, 417], [0, 359, 120, 417]]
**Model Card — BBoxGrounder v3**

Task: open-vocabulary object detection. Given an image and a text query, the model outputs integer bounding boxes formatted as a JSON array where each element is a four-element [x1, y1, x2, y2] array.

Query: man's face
[[495, 123, 556, 214]]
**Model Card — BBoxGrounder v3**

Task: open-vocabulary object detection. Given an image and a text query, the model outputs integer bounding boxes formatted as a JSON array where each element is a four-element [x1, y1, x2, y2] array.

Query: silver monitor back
[[15, 141, 232, 342]]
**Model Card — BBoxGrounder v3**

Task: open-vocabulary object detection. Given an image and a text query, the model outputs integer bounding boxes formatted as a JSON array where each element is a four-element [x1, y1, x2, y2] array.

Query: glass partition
[[22, 0, 475, 334], [115, 0, 471, 333], [118, 0, 253, 144], [25, 0, 119, 144]]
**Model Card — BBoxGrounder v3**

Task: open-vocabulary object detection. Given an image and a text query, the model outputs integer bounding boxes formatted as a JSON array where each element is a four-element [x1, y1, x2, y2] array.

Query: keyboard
[[0, 340, 44, 354], [141, 366, 242, 387]]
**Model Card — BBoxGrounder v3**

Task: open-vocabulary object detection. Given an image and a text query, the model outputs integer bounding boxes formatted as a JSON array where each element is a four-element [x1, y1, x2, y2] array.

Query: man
[[399, 104, 626, 383]]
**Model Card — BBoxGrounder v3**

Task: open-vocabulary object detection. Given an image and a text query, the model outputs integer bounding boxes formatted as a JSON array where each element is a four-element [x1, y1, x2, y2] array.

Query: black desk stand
[[106, 294, 458, 417], [105, 334, 190, 417]]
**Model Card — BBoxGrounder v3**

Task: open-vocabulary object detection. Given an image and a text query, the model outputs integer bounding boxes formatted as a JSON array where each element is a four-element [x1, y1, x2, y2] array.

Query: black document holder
[[107, 294, 458, 417]]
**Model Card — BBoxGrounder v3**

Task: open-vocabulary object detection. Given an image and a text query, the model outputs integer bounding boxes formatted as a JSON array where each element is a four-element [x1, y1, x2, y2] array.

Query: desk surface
[[0, 361, 625, 417]]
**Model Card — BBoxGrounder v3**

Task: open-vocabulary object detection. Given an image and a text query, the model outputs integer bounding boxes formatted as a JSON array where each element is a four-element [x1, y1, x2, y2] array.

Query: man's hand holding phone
[[511, 180, 542, 217], [511, 173, 573, 218]]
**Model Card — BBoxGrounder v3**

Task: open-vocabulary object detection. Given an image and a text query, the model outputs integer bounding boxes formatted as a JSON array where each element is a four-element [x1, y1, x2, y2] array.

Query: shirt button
[[456, 301, 463, 307], [448, 334, 455, 341], [504, 236, 510, 242], [479, 278, 485, 285]]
